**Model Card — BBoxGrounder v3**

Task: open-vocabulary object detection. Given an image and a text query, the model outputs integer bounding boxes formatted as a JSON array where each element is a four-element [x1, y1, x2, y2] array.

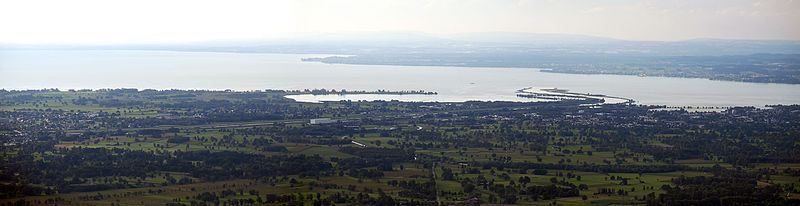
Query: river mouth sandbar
[[516, 87, 634, 105]]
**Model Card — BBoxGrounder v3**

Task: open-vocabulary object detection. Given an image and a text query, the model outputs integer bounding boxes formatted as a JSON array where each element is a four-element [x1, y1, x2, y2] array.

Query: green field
[[2, 89, 798, 206]]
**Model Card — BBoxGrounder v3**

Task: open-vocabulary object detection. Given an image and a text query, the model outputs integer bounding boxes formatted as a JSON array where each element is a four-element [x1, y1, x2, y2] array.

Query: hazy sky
[[1, 0, 798, 44]]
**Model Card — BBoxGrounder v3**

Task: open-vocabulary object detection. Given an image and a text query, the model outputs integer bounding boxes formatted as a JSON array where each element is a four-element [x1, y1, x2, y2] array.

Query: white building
[[351, 140, 366, 147], [310, 118, 337, 124]]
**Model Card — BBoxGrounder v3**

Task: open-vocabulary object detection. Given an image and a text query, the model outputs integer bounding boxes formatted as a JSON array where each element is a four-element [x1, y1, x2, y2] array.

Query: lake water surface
[[1, 50, 799, 107]]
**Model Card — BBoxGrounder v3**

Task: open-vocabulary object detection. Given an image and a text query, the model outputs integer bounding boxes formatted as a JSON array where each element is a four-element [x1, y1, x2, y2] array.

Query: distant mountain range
[[3, 32, 800, 56], [3, 32, 799, 84], [181, 32, 800, 56]]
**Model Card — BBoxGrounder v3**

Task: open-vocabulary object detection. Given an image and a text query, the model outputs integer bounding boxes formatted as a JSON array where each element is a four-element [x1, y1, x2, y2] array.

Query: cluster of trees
[[1, 147, 332, 197], [650, 173, 799, 205], [393, 180, 436, 200], [3, 90, 800, 205], [477, 162, 686, 174]]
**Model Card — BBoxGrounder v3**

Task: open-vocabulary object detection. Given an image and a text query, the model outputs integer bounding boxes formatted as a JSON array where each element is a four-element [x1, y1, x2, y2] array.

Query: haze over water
[[2, 49, 799, 107]]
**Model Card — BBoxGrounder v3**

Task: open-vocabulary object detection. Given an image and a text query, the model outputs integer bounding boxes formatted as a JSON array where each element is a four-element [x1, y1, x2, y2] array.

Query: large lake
[[2, 50, 799, 107]]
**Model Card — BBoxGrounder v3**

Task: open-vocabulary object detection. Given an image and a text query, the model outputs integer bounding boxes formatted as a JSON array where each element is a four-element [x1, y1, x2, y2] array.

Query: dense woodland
[[1, 89, 799, 205]]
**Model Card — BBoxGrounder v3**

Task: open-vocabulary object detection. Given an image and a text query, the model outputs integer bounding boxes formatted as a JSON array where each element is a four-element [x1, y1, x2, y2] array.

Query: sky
[[0, 0, 798, 44]]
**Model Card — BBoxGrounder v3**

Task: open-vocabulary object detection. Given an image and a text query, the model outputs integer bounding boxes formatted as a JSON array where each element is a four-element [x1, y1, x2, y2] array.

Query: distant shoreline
[[303, 54, 800, 85]]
